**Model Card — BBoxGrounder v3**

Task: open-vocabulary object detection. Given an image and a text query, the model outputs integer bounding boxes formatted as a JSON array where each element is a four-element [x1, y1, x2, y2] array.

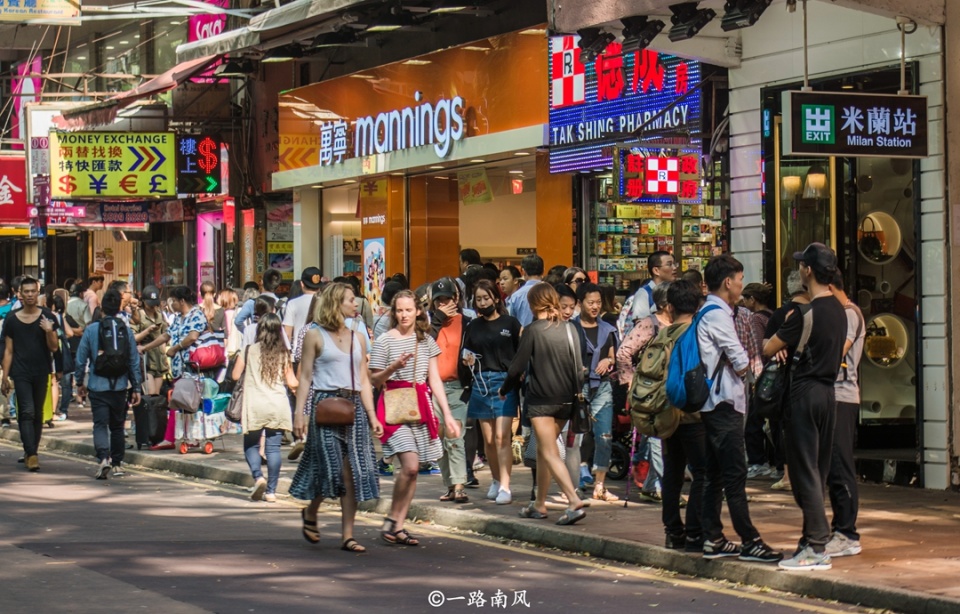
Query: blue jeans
[[243, 428, 283, 495], [90, 390, 127, 465], [642, 436, 664, 494], [583, 380, 614, 473], [59, 373, 73, 417]]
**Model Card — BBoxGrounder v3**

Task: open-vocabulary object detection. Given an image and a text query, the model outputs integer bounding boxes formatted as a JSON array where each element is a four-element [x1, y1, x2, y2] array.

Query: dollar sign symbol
[[58, 175, 77, 194], [198, 138, 218, 174]]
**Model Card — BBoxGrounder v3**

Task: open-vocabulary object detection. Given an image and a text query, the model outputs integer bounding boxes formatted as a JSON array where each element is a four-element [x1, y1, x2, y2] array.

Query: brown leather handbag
[[314, 331, 358, 427]]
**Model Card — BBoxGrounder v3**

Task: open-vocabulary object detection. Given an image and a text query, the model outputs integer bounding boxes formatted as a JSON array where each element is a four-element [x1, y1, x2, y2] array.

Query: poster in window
[[363, 238, 385, 307]]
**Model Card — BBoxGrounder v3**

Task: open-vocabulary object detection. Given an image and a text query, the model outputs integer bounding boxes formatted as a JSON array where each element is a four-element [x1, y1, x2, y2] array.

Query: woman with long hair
[[500, 282, 587, 525], [218, 288, 242, 358], [369, 290, 461, 546], [463, 279, 521, 504], [290, 283, 381, 552], [231, 314, 296, 502], [200, 281, 225, 333]]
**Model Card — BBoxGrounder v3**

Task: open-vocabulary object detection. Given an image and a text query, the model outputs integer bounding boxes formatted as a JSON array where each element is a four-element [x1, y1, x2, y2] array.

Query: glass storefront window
[[143, 223, 186, 296]]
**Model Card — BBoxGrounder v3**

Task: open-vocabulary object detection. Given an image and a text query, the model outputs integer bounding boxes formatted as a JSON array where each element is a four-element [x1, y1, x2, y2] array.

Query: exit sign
[[177, 134, 224, 194]]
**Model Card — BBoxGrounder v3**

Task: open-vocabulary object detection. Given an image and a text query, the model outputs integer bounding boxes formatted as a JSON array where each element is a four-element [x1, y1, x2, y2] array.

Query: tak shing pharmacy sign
[[782, 91, 928, 158], [548, 35, 701, 173]]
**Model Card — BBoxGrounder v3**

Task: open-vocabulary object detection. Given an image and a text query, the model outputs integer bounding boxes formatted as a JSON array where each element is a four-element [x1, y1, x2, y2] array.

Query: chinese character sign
[[783, 91, 927, 158], [177, 134, 224, 194], [548, 34, 701, 173], [0, 0, 79, 24], [0, 155, 28, 225], [49, 132, 177, 198], [615, 146, 700, 205]]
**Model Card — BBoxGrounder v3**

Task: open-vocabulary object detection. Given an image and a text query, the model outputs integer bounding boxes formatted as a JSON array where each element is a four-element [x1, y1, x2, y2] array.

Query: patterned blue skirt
[[289, 391, 380, 503]]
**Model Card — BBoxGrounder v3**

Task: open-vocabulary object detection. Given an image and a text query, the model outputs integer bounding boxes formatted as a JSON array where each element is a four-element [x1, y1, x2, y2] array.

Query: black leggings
[[15, 377, 48, 457]]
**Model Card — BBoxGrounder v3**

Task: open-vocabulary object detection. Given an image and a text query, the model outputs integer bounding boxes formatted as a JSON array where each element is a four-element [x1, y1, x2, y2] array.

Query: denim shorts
[[467, 371, 519, 420]]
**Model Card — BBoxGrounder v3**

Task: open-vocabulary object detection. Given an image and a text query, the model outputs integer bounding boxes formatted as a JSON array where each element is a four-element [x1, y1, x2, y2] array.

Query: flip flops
[[518, 504, 548, 520], [555, 508, 586, 526]]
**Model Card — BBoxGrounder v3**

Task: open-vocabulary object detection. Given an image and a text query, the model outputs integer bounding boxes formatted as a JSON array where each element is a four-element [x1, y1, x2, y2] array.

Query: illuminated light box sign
[[614, 145, 702, 204], [49, 132, 177, 198], [177, 134, 224, 194], [548, 35, 702, 173], [782, 90, 927, 158]]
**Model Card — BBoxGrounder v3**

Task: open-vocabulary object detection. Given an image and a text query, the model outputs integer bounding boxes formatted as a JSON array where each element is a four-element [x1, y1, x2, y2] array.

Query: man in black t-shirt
[[1, 277, 60, 471], [764, 243, 846, 571]]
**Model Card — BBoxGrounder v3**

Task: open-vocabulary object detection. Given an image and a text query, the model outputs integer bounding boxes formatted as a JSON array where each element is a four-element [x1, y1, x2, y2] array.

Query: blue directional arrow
[[150, 146, 166, 171], [128, 146, 144, 172]]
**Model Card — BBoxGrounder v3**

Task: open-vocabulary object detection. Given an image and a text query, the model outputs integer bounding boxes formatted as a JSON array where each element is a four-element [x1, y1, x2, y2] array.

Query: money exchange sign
[[49, 132, 177, 198]]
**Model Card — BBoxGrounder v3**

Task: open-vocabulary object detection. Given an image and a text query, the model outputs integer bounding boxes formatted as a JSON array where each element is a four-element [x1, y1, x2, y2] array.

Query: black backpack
[[94, 317, 130, 384]]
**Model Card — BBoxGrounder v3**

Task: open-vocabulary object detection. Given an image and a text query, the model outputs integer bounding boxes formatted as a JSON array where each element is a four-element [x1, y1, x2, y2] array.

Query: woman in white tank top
[[290, 283, 382, 553]]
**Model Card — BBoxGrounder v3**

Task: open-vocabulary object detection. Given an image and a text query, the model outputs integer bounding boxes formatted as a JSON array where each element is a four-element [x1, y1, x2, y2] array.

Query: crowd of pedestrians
[[0, 241, 861, 571]]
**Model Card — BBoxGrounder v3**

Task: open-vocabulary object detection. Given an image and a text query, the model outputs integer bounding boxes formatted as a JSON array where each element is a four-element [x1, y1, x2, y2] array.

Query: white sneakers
[[495, 489, 512, 505], [825, 533, 862, 557], [95, 458, 110, 480], [778, 545, 832, 571], [486, 480, 501, 500]]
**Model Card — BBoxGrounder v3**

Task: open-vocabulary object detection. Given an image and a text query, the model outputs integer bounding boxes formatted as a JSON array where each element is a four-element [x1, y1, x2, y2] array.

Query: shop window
[[144, 223, 186, 295]]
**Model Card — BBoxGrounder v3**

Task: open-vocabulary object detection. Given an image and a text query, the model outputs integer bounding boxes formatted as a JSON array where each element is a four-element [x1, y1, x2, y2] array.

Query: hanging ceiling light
[[721, 0, 773, 31], [620, 16, 666, 53], [667, 2, 716, 42], [577, 27, 615, 63], [803, 164, 828, 198]]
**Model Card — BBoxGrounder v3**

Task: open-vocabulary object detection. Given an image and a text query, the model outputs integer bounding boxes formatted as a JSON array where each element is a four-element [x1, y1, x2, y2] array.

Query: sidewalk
[[4, 407, 960, 614]]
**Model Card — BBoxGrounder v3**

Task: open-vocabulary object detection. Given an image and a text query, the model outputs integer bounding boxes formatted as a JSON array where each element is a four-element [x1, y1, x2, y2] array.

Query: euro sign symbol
[[58, 175, 77, 194], [198, 137, 218, 174]]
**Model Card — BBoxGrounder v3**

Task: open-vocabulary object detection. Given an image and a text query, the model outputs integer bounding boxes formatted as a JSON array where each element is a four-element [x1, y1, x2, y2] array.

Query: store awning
[[176, 0, 371, 62], [51, 55, 221, 129]]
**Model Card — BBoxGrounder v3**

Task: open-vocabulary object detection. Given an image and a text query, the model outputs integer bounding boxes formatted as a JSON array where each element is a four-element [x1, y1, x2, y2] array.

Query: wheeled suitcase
[[133, 394, 168, 449]]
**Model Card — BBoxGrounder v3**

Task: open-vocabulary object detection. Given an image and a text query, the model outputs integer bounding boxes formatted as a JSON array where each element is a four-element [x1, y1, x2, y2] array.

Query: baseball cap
[[301, 266, 323, 290], [793, 242, 838, 275], [430, 278, 456, 301], [142, 285, 161, 307]]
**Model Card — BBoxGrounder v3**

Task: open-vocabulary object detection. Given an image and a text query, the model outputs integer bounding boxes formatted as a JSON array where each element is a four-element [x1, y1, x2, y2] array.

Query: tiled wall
[[728, 3, 948, 487]]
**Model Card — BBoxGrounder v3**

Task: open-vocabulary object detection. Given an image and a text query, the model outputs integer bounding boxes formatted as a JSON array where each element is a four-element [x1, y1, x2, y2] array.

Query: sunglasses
[[571, 277, 587, 284]]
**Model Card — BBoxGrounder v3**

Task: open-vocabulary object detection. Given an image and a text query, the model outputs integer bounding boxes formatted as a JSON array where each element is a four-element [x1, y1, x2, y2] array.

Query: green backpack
[[629, 322, 689, 438]]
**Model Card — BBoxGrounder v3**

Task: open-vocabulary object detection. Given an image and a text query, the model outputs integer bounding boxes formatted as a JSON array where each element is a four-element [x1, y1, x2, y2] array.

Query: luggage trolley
[[170, 363, 231, 454]]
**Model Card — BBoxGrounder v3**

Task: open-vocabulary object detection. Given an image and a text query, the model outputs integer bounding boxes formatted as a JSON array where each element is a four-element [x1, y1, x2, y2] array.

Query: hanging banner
[[782, 90, 928, 158], [49, 132, 177, 198], [457, 168, 493, 205], [0, 155, 28, 226]]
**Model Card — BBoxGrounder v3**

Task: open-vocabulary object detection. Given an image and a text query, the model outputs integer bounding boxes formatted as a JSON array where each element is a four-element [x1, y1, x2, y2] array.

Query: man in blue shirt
[[75, 289, 142, 479], [506, 254, 543, 328]]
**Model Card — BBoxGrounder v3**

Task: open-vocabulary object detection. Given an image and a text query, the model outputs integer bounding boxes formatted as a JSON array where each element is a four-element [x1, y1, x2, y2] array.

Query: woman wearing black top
[[499, 282, 586, 525], [464, 280, 521, 505]]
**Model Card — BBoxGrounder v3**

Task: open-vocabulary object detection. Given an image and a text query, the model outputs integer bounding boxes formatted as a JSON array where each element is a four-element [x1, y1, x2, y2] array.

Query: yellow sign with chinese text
[[49, 132, 177, 198], [0, 0, 80, 24]]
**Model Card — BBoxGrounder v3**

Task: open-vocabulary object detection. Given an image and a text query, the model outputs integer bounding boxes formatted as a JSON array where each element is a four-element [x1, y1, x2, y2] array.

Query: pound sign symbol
[[149, 175, 167, 194]]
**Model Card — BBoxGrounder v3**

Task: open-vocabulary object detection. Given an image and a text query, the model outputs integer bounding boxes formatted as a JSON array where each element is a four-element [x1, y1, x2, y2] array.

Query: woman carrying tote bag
[[368, 289, 461, 547], [290, 283, 382, 552], [231, 313, 296, 502]]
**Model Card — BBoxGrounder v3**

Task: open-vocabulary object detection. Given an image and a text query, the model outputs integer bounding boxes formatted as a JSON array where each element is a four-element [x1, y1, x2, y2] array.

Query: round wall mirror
[[857, 211, 902, 265], [863, 313, 909, 368]]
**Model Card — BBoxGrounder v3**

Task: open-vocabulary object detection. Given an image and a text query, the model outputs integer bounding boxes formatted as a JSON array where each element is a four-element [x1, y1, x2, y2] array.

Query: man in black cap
[[428, 277, 473, 502], [764, 242, 847, 571], [283, 266, 323, 343]]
